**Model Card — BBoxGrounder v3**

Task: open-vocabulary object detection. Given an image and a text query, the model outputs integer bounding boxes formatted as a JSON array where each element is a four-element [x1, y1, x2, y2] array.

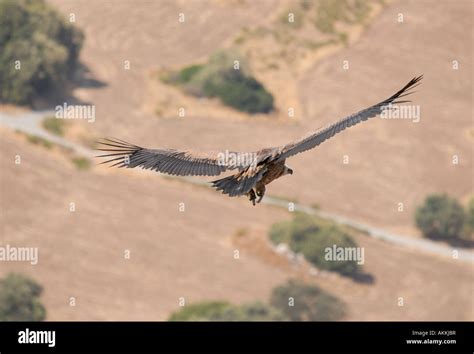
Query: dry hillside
[[46, 0, 473, 238], [0, 0, 472, 320]]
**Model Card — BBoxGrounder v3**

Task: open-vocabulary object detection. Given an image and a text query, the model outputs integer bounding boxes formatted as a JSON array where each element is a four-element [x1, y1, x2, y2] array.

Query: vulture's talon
[[247, 189, 257, 205]]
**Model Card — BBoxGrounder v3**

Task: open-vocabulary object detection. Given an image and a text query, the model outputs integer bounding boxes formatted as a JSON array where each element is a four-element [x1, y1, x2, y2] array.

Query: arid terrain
[[46, 0, 472, 237], [0, 0, 472, 320]]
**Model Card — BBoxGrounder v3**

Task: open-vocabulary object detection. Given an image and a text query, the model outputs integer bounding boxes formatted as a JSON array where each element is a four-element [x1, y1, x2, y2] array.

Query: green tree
[[202, 70, 274, 114], [168, 300, 285, 321], [269, 213, 361, 276], [465, 197, 474, 237], [166, 49, 274, 114], [415, 194, 465, 240], [0, 0, 83, 104], [270, 279, 345, 321], [0, 273, 46, 321]]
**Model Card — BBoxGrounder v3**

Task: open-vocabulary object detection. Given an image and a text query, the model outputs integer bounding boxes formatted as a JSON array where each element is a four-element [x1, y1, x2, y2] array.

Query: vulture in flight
[[98, 75, 422, 205]]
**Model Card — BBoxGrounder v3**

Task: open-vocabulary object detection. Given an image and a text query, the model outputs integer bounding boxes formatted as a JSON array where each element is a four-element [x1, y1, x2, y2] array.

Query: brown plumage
[[97, 75, 422, 205]]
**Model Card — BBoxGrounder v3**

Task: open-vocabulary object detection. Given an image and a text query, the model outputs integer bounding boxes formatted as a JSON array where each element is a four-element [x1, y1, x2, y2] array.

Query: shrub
[[465, 197, 474, 237], [269, 219, 293, 245], [174, 64, 203, 84], [270, 213, 318, 245], [25, 134, 53, 149], [0, 0, 84, 104], [202, 70, 274, 113], [166, 49, 274, 114], [315, 0, 349, 33], [168, 300, 285, 321], [168, 301, 231, 321], [0, 273, 46, 321], [270, 279, 345, 321], [42, 116, 66, 136], [71, 157, 91, 170], [269, 213, 360, 276], [415, 194, 465, 240], [235, 301, 286, 321], [314, 0, 371, 34]]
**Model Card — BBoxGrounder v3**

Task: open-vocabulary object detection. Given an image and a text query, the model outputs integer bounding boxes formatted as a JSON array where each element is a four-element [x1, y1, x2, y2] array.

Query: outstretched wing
[[97, 138, 242, 176], [277, 75, 423, 160]]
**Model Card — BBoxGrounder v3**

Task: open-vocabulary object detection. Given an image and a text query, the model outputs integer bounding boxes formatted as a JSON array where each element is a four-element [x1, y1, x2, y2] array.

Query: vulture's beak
[[288, 168, 293, 175]]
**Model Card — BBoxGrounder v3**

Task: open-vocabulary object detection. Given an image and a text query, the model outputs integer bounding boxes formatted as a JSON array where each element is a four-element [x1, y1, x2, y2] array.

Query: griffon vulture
[[98, 75, 422, 205]]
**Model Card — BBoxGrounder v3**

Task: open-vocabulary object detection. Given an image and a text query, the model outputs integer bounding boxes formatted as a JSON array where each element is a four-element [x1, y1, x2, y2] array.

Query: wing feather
[[96, 138, 240, 177], [278, 75, 423, 160]]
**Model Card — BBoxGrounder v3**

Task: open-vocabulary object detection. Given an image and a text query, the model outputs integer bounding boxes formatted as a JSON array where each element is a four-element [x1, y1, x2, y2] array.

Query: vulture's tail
[[211, 173, 259, 197]]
